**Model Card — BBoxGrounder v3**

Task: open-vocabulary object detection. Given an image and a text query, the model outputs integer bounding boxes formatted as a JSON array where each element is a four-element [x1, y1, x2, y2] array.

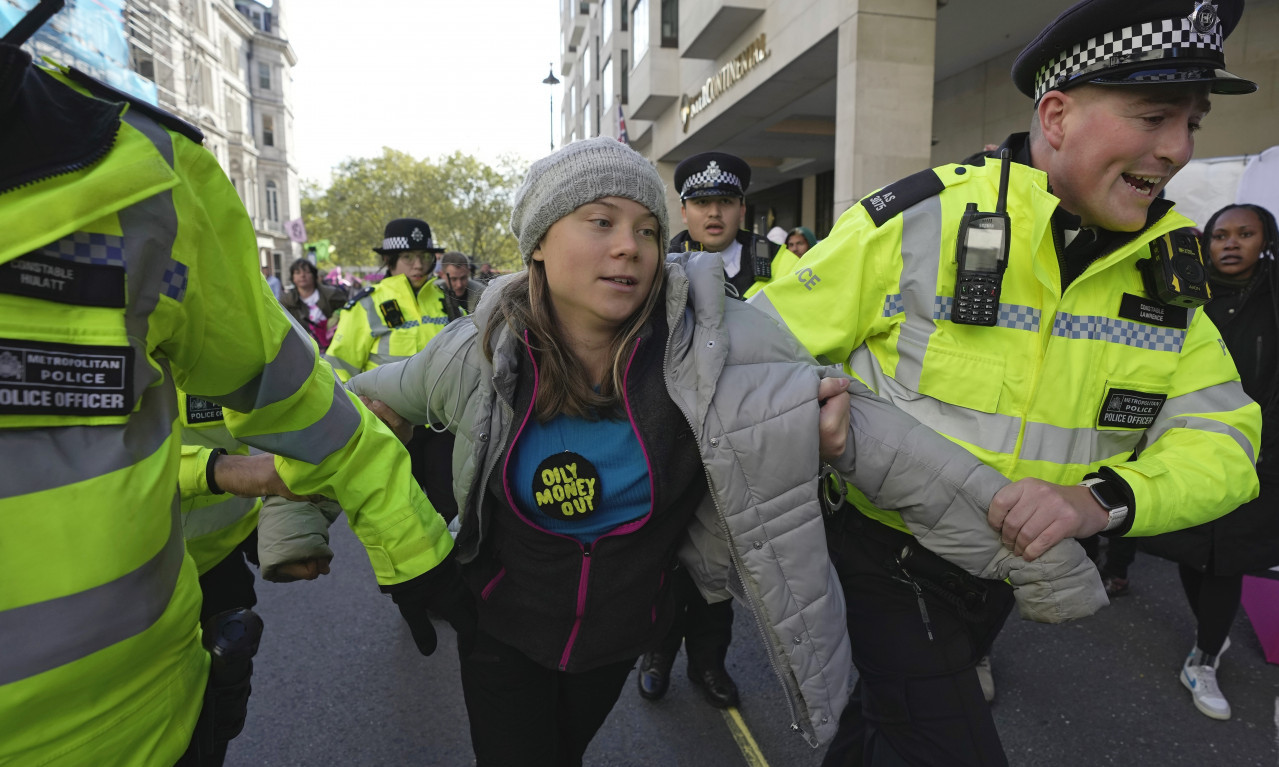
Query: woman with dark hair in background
[[1143, 203, 1279, 721], [280, 257, 346, 350]]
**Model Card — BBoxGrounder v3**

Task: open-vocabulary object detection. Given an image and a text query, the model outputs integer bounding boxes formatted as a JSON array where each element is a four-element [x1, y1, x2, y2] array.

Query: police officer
[[0, 24, 464, 766], [752, 2, 1261, 764], [325, 218, 451, 382], [637, 151, 776, 710], [668, 152, 783, 299], [325, 219, 458, 521]]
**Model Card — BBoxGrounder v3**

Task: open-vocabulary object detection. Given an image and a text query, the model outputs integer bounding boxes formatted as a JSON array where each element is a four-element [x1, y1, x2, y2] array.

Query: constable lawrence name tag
[[0, 253, 127, 308], [0, 338, 134, 416], [1118, 293, 1189, 329], [1098, 387, 1166, 429]]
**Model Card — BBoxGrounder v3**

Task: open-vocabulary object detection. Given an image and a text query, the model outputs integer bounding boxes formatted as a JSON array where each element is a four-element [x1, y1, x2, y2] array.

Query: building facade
[[124, 0, 301, 277], [558, 0, 1279, 238]]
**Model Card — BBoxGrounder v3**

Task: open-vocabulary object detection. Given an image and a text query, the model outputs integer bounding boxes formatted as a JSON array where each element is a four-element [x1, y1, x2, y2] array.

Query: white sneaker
[[975, 655, 995, 703], [1180, 661, 1231, 720]]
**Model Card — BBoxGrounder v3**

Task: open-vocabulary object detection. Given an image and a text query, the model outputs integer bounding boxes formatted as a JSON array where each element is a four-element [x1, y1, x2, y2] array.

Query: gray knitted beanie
[[510, 136, 669, 263]]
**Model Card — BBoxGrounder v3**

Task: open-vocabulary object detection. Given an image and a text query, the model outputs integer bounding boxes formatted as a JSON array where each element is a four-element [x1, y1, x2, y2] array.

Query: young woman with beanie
[[1142, 204, 1279, 720], [336, 137, 1106, 766]]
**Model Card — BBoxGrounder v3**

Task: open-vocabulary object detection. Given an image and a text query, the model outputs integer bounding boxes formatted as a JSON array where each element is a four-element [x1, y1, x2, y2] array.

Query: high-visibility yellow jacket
[[324, 273, 450, 382], [0, 54, 450, 767], [752, 152, 1260, 538], [177, 391, 260, 575]]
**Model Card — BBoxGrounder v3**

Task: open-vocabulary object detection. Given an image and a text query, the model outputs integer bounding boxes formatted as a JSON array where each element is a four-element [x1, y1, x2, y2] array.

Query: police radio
[[952, 150, 1012, 326], [1139, 230, 1212, 308], [749, 237, 772, 281]]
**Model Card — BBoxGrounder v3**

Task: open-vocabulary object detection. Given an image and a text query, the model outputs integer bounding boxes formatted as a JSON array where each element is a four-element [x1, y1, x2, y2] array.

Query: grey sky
[[287, 0, 561, 186]]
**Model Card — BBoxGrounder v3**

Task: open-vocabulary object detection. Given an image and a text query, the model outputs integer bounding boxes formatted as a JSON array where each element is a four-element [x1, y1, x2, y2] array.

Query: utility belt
[[824, 498, 1013, 659]]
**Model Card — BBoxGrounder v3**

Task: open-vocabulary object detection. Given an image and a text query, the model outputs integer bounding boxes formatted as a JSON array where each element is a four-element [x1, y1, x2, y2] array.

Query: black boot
[[638, 651, 675, 701], [687, 662, 740, 709]]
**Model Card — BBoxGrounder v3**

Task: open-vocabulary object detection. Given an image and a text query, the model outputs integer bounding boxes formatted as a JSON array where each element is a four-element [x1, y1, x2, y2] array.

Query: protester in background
[[436, 250, 487, 320], [280, 258, 347, 351], [261, 264, 282, 299], [478, 262, 497, 282], [330, 137, 1096, 765], [786, 226, 817, 257], [1142, 203, 1279, 721]]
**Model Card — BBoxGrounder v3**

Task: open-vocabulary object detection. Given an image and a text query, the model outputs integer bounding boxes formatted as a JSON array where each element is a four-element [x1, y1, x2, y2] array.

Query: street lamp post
[[542, 63, 560, 152]]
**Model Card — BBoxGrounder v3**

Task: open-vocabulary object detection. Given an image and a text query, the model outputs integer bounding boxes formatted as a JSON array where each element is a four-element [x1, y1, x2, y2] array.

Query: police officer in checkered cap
[[667, 152, 783, 301], [752, 3, 1263, 766]]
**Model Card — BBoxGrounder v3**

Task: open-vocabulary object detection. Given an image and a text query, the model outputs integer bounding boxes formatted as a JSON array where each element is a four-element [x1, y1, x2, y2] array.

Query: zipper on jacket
[[0, 129, 117, 197], [558, 543, 593, 670], [658, 274, 812, 744], [557, 336, 658, 669], [892, 553, 935, 642]]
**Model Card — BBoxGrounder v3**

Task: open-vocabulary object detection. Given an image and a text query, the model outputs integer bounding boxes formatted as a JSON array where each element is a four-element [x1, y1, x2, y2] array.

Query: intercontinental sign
[[680, 34, 770, 132]]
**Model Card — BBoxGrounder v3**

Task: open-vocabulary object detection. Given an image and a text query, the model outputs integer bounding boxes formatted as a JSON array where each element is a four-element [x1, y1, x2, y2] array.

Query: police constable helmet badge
[[705, 161, 722, 180], [1189, 2, 1219, 33], [411, 227, 424, 243]]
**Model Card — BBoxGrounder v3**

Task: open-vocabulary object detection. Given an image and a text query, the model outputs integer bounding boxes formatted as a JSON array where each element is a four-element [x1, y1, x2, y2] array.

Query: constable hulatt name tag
[[1098, 387, 1166, 429], [0, 253, 127, 308], [0, 338, 134, 416]]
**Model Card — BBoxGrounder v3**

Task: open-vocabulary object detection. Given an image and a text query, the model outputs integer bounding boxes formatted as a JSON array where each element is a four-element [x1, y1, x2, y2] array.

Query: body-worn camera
[[379, 299, 407, 328], [1140, 231, 1212, 308]]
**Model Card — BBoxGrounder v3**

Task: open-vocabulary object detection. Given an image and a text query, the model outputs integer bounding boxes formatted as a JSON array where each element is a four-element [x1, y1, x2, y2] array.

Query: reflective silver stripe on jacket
[[1019, 421, 1144, 466], [1141, 380, 1257, 463], [324, 353, 362, 378], [850, 345, 1022, 457], [184, 495, 257, 539], [244, 379, 362, 464], [890, 196, 944, 391], [211, 327, 316, 413], [1051, 311, 1186, 353], [0, 498, 185, 686], [369, 352, 411, 367]]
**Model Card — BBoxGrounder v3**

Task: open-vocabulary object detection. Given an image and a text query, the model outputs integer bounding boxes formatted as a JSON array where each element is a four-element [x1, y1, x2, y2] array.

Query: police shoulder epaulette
[[859, 169, 947, 228], [65, 67, 205, 145], [343, 286, 375, 310]]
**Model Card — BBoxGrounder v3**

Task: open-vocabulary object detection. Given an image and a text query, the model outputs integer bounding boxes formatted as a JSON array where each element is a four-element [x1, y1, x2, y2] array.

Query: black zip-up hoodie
[[462, 304, 709, 672]]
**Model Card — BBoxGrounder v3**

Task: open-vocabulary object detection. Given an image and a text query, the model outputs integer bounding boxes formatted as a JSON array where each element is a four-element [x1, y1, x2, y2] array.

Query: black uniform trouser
[[459, 630, 636, 767], [177, 535, 260, 767], [655, 566, 734, 671], [821, 512, 1014, 767], [408, 424, 458, 524]]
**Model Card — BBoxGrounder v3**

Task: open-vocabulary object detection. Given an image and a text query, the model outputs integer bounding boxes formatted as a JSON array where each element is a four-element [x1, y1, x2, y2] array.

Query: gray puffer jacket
[[340, 251, 1106, 745]]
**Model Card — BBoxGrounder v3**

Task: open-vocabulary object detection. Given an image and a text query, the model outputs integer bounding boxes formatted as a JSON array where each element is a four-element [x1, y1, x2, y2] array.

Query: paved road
[[231, 525, 1279, 766]]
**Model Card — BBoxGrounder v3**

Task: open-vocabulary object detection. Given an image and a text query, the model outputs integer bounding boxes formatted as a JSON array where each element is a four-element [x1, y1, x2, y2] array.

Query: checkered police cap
[[1013, 1, 1254, 102], [373, 218, 445, 256], [674, 152, 751, 201]]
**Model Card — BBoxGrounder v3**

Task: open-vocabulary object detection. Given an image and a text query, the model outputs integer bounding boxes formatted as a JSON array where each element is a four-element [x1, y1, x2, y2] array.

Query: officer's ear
[[1037, 90, 1070, 152], [680, 202, 689, 226]]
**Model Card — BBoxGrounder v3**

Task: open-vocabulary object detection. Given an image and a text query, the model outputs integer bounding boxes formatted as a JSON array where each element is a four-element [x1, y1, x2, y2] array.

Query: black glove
[[381, 550, 476, 656]]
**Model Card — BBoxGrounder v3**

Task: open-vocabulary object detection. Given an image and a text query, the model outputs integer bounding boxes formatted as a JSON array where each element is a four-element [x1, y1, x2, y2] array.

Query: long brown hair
[[482, 257, 667, 421]]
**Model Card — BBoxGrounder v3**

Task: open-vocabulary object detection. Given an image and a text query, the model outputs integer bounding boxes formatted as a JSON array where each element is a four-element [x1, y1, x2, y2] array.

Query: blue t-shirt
[[508, 412, 651, 543]]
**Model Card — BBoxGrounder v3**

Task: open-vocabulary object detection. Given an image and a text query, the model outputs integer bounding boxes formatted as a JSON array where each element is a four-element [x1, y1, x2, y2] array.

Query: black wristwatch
[[1079, 477, 1129, 532]]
